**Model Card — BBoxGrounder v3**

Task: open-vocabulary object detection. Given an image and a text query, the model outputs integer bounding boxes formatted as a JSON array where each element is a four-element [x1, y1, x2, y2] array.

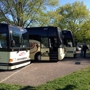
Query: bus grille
[[17, 57, 27, 60]]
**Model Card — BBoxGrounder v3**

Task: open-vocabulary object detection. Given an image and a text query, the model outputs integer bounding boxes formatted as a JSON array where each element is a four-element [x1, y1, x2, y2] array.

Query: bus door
[[40, 37, 58, 61], [40, 37, 50, 61], [49, 37, 58, 61]]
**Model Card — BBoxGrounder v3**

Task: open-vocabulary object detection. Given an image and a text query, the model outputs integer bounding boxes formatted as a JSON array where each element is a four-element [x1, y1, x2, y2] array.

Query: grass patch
[[0, 66, 90, 90]]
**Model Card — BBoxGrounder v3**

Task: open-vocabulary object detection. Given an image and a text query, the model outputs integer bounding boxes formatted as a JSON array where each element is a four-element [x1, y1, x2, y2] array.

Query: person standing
[[82, 43, 89, 57]]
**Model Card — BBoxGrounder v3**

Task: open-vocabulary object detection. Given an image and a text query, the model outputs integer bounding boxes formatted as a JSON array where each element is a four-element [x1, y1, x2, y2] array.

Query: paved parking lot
[[0, 53, 90, 86]]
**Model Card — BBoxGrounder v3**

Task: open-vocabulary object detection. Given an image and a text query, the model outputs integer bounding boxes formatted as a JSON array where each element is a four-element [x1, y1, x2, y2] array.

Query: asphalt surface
[[0, 52, 90, 86]]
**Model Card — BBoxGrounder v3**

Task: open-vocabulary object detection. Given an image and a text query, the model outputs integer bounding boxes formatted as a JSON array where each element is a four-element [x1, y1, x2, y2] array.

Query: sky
[[59, 0, 90, 10]]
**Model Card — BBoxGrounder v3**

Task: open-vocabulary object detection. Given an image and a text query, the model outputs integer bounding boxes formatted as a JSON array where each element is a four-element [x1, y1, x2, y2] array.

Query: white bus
[[61, 30, 76, 57], [26, 26, 65, 61], [0, 23, 30, 70]]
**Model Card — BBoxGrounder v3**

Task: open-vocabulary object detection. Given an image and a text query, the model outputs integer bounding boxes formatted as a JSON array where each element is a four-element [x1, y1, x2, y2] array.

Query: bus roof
[[26, 26, 58, 30], [26, 26, 60, 37]]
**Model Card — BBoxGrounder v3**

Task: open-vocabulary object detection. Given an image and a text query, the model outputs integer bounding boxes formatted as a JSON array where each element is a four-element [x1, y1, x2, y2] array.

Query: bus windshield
[[10, 26, 29, 48], [61, 30, 75, 47], [61, 30, 76, 58]]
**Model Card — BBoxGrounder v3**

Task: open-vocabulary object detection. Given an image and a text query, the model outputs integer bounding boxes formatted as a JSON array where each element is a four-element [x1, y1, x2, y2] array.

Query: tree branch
[[26, 1, 43, 27], [6, 0, 16, 24]]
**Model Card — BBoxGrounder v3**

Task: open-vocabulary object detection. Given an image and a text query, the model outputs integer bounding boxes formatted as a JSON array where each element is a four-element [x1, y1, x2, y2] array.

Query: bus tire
[[35, 52, 41, 61]]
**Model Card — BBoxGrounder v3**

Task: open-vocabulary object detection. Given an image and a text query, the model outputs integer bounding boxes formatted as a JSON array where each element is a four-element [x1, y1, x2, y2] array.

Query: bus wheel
[[35, 52, 41, 61]]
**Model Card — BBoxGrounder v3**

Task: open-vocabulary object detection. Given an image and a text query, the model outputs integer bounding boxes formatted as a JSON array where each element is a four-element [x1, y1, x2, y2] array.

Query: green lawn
[[0, 66, 90, 90]]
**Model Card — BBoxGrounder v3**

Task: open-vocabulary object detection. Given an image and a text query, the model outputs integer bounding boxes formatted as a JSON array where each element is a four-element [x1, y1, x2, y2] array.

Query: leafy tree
[[80, 19, 90, 43], [55, 1, 90, 42], [35, 10, 62, 26], [0, 0, 59, 27]]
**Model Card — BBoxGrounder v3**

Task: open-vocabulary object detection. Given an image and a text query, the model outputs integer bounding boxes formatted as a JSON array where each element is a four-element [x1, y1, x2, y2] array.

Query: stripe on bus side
[[0, 59, 30, 66]]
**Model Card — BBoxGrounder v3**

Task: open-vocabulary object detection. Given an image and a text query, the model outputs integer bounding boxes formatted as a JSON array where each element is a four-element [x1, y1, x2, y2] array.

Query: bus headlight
[[9, 58, 16, 63], [9, 59, 13, 63]]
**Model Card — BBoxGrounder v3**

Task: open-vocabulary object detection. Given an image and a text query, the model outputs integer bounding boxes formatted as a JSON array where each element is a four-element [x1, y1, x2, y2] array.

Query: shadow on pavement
[[20, 84, 76, 90], [20, 86, 36, 90]]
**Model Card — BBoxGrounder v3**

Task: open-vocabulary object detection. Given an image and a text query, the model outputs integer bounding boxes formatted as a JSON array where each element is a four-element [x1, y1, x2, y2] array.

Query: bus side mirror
[[11, 40, 15, 47], [49, 39, 52, 48]]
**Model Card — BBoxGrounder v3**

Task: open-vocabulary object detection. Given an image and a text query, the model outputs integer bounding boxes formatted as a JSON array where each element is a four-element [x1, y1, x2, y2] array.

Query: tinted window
[[62, 31, 73, 38], [10, 26, 21, 47], [48, 27, 57, 36], [29, 35, 41, 42], [0, 34, 7, 48], [41, 37, 49, 48], [21, 28, 29, 47], [0, 24, 8, 48], [27, 28, 47, 36], [0, 24, 8, 33], [62, 30, 75, 46]]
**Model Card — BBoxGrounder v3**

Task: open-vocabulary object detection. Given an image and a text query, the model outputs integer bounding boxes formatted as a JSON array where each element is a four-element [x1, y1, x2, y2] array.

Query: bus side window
[[41, 37, 48, 48], [0, 34, 7, 48]]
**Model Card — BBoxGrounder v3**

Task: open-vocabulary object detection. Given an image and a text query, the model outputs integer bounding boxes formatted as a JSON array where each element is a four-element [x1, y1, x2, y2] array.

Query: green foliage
[[35, 10, 62, 26], [0, 0, 59, 27], [0, 0, 90, 43], [55, 1, 90, 42]]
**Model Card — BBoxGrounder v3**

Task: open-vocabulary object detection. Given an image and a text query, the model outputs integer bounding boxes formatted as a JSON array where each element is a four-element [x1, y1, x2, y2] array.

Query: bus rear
[[0, 23, 30, 70]]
